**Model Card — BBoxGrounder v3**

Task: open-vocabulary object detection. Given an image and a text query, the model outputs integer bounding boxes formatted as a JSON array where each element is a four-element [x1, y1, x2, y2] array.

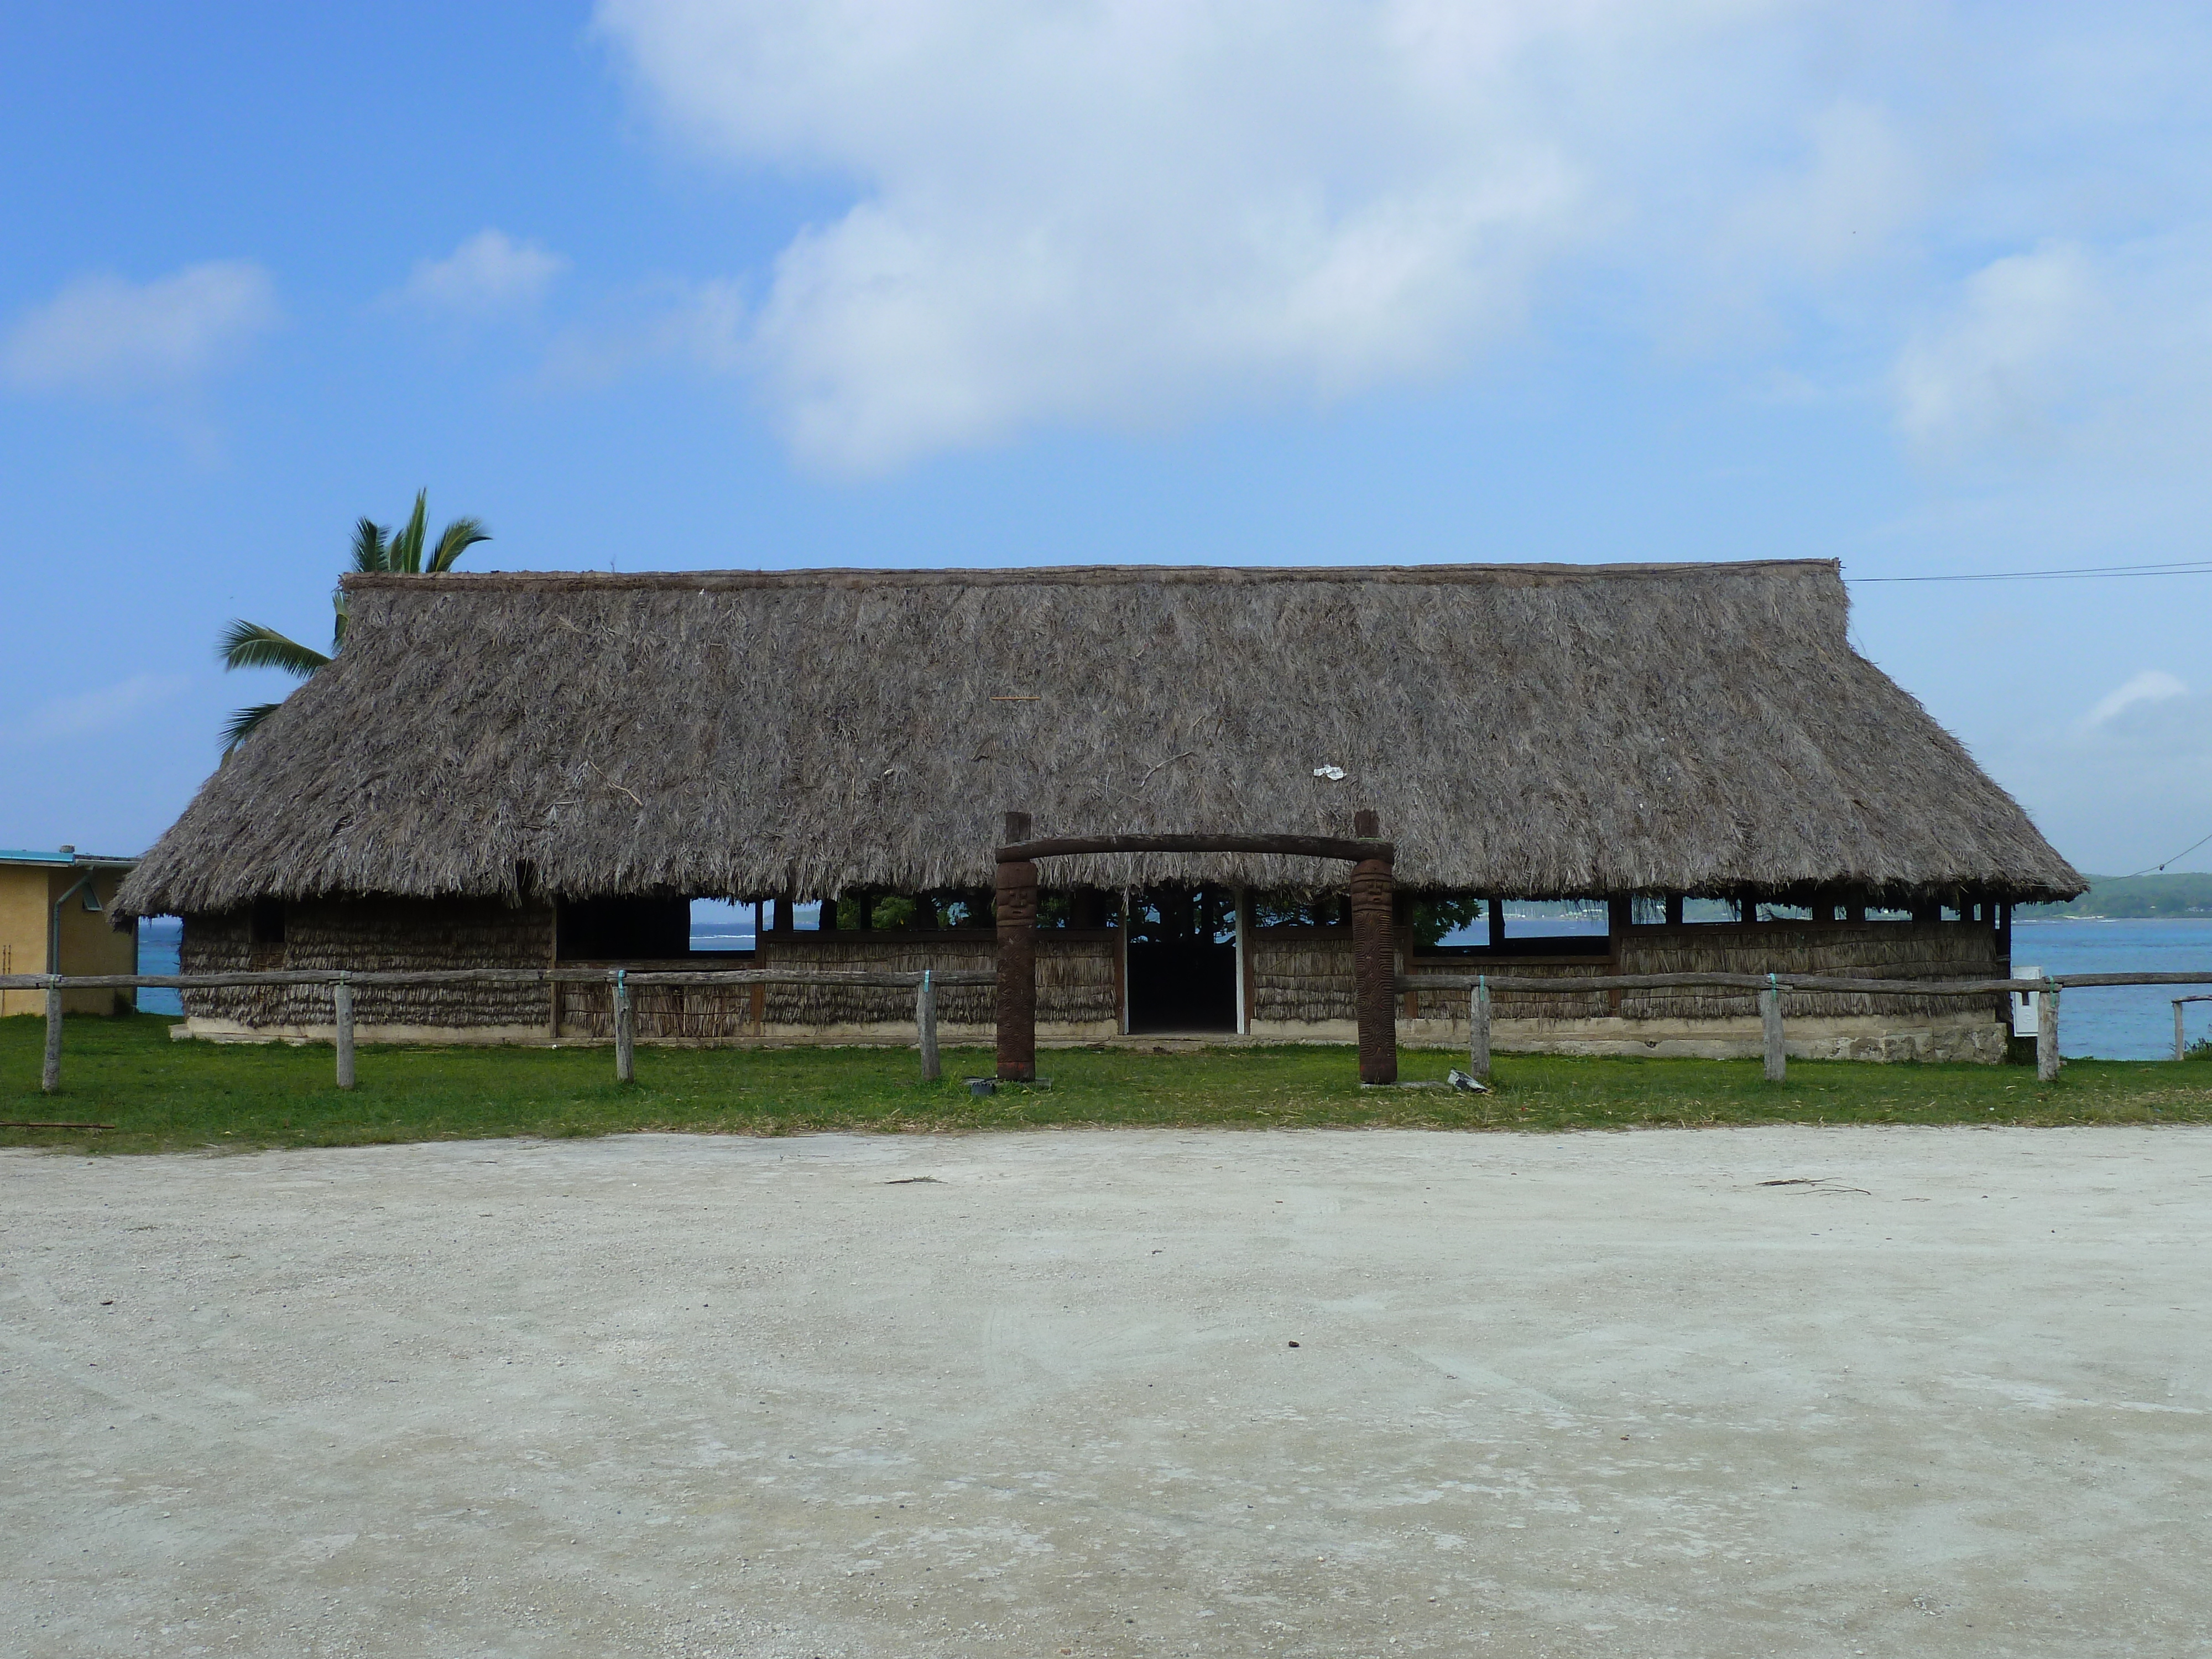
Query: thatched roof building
[[118, 560, 2080, 919]]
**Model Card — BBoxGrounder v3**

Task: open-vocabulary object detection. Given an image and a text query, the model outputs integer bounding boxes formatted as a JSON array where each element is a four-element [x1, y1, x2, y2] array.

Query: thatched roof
[[118, 561, 2083, 916]]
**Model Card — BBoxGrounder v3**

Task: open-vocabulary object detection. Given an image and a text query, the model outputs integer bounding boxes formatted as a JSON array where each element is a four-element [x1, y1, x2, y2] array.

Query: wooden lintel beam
[[997, 833, 1390, 864]]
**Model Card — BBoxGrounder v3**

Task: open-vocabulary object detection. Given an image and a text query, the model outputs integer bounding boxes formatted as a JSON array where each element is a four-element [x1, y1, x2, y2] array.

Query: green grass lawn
[[6, 1014, 2212, 1155]]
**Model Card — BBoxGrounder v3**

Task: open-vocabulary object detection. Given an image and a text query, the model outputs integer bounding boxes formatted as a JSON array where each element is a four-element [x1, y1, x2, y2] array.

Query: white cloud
[[1893, 236, 2212, 464], [2083, 669, 2188, 729], [6, 675, 192, 747], [3, 262, 279, 395], [1987, 677, 2212, 871], [400, 229, 570, 315], [1895, 243, 2104, 453], [541, 278, 747, 388], [595, 0, 1849, 471], [591, 2, 2212, 474]]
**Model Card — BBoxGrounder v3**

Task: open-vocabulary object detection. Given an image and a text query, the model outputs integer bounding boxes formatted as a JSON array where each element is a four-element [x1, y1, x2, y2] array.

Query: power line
[[2125, 830, 2212, 880], [1840, 554, 2211, 875], [1850, 559, 2212, 583]]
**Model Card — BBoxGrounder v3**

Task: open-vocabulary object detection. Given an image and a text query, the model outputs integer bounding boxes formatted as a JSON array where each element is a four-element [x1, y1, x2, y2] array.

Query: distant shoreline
[[2015, 872, 2212, 922]]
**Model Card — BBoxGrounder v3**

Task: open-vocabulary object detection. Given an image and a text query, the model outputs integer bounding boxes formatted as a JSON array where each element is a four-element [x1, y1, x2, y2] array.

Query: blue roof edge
[[0, 850, 138, 866]]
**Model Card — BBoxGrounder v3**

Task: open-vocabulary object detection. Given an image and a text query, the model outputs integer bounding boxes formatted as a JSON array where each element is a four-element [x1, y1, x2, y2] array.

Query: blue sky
[[3, 1, 2209, 874]]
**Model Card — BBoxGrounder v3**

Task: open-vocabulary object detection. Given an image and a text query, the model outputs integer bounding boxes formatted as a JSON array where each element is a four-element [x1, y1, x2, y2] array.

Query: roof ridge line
[[344, 559, 1839, 593]]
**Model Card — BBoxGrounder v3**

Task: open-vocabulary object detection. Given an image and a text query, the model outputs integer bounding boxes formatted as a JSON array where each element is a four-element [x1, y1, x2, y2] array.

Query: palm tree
[[221, 491, 489, 750]]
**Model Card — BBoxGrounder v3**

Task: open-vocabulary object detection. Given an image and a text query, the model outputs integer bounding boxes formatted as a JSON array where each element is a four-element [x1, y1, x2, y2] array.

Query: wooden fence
[[0, 967, 994, 1095], [1399, 969, 2212, 1086], [7, 965, 2212, 1097]]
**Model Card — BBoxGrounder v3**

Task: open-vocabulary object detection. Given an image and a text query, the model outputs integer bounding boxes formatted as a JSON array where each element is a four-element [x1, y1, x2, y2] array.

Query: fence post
[[917, 968, 940, 1082], [333, 977, 356, 1090], [41, 978, 62, 1094], [613, 968, 635, 1084], [2177, 999, 2187, 1064], [1468, 975, 1491, 1083], [2037, 978, 2060, 1082], [1761, 974, 1786, 1082]]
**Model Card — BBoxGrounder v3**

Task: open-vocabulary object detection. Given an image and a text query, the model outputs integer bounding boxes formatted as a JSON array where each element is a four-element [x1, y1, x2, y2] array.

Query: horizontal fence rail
[[13, 965, 2212, 1102], [0, 968, 997, 992], [1396, 968, 2212, 1086], [8, 966, 993, 1097], [1394, 971, 2212, 995]]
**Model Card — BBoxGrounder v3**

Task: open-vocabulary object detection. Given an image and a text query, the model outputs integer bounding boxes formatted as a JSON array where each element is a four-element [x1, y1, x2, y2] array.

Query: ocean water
[[136, 917, 183, 1015], [2011, 918, 2212, 1061], [128, 914, 2212, 1061]]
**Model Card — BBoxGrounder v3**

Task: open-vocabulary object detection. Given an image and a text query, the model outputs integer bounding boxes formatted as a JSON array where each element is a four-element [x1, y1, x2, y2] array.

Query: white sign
[[2011, 966, 2042, 1037]]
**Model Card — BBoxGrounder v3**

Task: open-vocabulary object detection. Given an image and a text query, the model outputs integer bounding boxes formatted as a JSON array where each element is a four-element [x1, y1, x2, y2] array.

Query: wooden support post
[[1235, 888, 1254, 1035], [1760, 976, 1786, 1082], [2177, 1000, 2187, 1064], [1350, 808, 1398, 1086], [917, 969, 940, 1082], [333, 978, 356, 1090], [1401, 896, 1418, 1018], [548, 898, 562, 1039], [995, 811, 1038, 1083], [1488, 895, 1507, 951], [1665, 893, 1684, 928], [613, 969, 635, 1084], [1468, 977, 1491, 1083], [750, 905, 768, 1034], [1606, 893, 1629, 1014], [41, 978, 62, 1094], [2037, 979, 2060, 1082]]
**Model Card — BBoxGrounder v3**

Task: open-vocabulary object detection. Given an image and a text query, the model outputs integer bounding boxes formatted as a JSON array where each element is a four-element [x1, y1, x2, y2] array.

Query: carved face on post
[[994, 856, 1039, 1082], [1349, 854, 1399, 1086]]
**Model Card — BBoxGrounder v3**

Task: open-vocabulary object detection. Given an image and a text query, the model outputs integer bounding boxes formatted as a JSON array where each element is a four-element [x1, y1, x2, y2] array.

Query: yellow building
[[0, 849, 139, 1017]]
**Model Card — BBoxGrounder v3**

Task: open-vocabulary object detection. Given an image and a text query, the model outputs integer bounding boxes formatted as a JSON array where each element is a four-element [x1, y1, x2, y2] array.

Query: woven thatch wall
[[1250, 928, 1356, 1023], [555, 931, 1119, 1039], [1618, 923, 2004, 1018], [1402, 921, 2006, 1023], [176, 899, 2006, 1041], [1404, 958, 1615, 1022], [180, 900, 552, 1028], [119, 561, 2084, 921], [553, 961, 751, 1041]]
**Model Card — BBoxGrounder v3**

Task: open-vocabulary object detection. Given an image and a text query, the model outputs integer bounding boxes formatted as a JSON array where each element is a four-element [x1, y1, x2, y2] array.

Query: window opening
[[687, 898, 758, 951]]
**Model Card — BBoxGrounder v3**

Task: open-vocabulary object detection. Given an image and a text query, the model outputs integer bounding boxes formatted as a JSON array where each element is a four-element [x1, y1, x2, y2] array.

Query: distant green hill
[[2016, 873, 2212, 920]]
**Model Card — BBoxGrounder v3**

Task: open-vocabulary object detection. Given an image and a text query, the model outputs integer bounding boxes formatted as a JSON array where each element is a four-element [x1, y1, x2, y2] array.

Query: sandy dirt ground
[[2, 1126, 2208, 1658]]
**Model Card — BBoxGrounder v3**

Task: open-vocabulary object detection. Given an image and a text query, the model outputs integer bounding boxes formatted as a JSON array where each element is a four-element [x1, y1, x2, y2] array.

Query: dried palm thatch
[[117, 561, 2083, 917]]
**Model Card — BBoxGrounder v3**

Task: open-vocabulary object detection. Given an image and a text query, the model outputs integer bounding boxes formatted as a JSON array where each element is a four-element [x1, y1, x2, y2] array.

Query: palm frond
[[427, 516, 491, 573], [221, 701, 288, 754], [220, 619, 332, 678], [331, 586, 350, 653], [351, 517, 391, 573], [390, 489, 429, 573]]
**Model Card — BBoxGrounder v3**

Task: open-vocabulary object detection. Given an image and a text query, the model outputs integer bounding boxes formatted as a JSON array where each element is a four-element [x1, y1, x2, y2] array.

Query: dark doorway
[[557, 895, 690, 959], [1126, 885, 1238, 1033]]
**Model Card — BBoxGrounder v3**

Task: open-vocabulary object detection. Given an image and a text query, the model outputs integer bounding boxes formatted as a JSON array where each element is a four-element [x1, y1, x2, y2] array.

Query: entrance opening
[[1126, 885, 1238, 1033]]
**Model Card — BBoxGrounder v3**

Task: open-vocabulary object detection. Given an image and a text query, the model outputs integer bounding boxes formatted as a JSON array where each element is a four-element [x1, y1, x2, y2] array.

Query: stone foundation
[[175, 1009, 2004, 1062]]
